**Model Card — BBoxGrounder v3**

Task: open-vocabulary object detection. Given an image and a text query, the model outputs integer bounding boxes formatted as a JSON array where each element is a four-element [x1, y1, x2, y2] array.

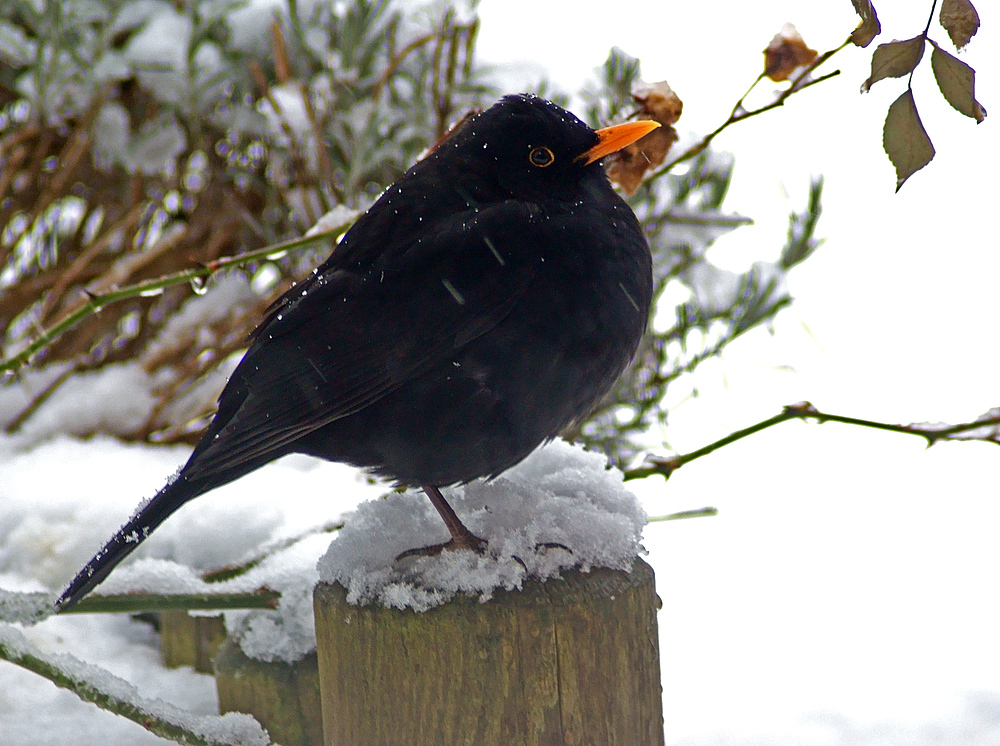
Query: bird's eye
[[528, 146, 554, 168]]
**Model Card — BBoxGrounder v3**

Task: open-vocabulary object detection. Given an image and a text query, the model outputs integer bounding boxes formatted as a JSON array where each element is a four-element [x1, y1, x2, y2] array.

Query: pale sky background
[[477, 1, 1000, 742]]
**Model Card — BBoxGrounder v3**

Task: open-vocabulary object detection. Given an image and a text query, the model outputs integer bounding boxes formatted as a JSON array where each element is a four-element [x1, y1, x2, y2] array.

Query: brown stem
[[649, 39, 851, 181]]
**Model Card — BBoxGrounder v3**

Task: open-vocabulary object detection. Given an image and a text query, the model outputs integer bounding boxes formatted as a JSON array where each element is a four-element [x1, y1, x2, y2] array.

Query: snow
[[317, 439, 646, 611], [258, 84, 313, 146], [2, 365, 158, 445], [227, 570, 318, 664], [0, 275, 260, 447], [0, 610, 220, 746], [682, 261, 744, 316], [0, 619, 268, 746], [124, 9, 192, 108], [304, 205, 361, 237], [0, 431, 381, 744], [0, 586, 52, 626]]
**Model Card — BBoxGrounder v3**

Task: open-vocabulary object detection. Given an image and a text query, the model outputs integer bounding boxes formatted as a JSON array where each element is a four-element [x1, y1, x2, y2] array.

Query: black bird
[[56, 94, 657, 610]]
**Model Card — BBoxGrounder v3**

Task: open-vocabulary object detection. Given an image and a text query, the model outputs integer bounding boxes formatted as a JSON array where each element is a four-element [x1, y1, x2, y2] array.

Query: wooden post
[[214, 637, 323, 746], [313, 558, 663, 746], [159, 611, 227, 674]]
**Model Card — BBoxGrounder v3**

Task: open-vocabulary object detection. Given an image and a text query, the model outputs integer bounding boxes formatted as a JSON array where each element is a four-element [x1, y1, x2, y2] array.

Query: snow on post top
[[316, 439, 647, 612]]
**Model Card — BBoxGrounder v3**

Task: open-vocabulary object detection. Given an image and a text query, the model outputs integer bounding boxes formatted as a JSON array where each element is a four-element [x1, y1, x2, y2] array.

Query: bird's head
[[429, 94, 659, 204]]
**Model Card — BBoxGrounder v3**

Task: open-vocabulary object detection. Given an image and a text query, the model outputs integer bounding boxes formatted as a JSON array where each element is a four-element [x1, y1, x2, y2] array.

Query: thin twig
[[0, 221, 353, 374], [57, 589, 281, 614], [373, 31, 437, 97], [31, 90, 104, 216], [907, 0, 939, 89], [647, 507, 718, 522], [625, 401, 1000, 481], [649, 39, 851, 181], [300, 80, 340, 205]]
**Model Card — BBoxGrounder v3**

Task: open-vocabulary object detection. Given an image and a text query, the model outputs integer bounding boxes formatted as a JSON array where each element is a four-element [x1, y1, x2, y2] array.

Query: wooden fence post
[[159, 611, 227, 674], [313, 558, 663, 746], [214, 637, 323, 746]]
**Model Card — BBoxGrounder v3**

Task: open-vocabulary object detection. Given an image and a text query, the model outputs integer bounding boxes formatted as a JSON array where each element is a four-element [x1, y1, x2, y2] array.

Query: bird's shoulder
[[253, 196, 548, 345], [191, 197, 553, 475]]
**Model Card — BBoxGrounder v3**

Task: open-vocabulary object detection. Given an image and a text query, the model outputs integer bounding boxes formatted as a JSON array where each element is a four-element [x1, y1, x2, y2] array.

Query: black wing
[[182, 200, 541, 480]]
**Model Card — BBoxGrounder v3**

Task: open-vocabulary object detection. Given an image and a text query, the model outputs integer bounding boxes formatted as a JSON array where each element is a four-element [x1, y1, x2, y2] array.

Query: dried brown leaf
[[763, 24, 819, 82], [862, 36, 925, 92], [931, 45, 986, 122], [605, 81, 682, 195], [850, 0, 882, 47], [883, 89, 935, 191], [632, 81, 683, 127], [940, 0, 980, 50]]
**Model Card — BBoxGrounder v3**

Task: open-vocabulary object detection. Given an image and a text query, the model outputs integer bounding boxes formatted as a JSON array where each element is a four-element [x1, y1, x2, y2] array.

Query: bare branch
[[0, 222, 354, 375], [625, 401, 1000, 481], [649, 40, 851, 181]]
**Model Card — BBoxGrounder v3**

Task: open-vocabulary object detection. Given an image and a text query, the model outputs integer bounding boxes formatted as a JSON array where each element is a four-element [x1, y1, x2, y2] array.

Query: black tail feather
[[54, 474, 206, 611]]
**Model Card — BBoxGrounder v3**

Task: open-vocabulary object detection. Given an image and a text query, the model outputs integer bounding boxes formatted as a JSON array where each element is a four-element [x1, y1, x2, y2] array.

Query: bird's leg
[[396, 484, 488, 560]]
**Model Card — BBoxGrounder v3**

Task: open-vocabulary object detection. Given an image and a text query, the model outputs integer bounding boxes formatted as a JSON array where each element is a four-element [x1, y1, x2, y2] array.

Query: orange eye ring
[[528, 146, 554, 168]]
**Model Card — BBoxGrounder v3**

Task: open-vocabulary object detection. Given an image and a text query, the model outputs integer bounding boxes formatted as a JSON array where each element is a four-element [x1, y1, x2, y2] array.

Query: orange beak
[[577, 120, 661, 165]]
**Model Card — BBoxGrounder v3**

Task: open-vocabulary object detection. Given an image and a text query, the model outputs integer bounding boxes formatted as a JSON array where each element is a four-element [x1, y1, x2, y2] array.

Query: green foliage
[[580, 46, 642, 128]]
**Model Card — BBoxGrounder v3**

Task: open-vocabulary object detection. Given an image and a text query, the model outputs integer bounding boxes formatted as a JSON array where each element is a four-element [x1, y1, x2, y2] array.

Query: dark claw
[[395, 533, 488, 562], [535, 541, 572, 555]]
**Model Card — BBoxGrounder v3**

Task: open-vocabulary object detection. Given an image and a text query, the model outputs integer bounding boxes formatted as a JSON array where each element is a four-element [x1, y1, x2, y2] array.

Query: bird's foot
[[396, 531, 488, 562]]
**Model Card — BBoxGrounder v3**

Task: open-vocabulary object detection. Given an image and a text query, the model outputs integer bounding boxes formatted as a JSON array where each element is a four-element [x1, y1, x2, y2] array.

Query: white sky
[[476, 1, 999, 742]]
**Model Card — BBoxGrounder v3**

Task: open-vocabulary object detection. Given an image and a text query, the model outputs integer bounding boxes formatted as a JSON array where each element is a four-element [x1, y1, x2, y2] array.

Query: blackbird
[[56, 94, 657, 610]]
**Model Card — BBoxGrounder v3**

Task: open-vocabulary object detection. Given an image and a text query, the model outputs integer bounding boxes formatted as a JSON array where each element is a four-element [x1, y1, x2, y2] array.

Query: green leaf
[[862, 36, 925, 92], [850, 0, 881, 48], [883, 90, 935, 191], [940, 0, 980, 50], [931, 45, 986, 123]]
